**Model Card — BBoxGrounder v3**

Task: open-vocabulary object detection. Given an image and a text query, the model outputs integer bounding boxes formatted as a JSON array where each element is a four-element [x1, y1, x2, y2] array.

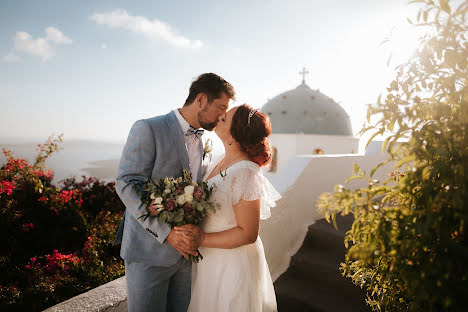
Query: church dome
[[261, 82, 353, 136]]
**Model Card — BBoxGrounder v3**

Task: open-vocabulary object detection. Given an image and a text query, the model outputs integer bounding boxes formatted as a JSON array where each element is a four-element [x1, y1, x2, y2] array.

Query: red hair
[[230, 104, 272, 167]]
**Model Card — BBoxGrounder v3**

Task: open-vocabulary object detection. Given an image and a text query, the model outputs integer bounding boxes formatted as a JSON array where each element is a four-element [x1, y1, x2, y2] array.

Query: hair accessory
[[247, 109, 259, 125]]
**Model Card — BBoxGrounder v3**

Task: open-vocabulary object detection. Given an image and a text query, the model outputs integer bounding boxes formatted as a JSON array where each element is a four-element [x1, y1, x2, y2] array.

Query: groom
[[114, 73, 235, 312]]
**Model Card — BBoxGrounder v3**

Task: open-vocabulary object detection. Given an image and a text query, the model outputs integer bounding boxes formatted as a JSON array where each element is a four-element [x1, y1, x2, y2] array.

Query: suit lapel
[[197, 138, 205, 181], [165, 111, 190, 172]]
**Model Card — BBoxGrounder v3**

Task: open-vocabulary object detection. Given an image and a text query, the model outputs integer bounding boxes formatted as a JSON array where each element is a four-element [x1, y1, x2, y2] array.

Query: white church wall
[[268, 133, 359, 177], [260, 153, 393, 282], [268, 134, 298, 174]]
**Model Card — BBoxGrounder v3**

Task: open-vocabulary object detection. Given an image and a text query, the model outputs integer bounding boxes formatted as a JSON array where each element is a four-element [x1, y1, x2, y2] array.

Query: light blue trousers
[[125, 258, 192, 312]]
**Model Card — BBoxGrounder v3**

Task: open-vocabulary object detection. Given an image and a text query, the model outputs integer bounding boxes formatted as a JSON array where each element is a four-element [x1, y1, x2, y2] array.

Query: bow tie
[[185, 126, 204, 139]]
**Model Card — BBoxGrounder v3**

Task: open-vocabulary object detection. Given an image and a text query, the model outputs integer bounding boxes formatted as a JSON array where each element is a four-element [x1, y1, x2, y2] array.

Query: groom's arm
[[116, 119, 172, 244]]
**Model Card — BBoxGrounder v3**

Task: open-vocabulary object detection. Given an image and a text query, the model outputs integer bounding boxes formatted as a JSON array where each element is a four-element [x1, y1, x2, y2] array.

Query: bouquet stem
[[188, 250, 203, 263]]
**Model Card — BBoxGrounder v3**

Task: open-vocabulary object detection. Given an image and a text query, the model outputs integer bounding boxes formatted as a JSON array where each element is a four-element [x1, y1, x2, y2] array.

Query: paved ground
[[274, 215, 372, 312]]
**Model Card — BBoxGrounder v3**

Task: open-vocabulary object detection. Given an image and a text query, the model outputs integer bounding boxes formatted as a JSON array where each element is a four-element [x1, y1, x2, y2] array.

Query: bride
[[175, 104, 281, 312]]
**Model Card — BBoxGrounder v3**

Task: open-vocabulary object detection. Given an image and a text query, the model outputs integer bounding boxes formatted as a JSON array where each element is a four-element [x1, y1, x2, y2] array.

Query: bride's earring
[[228, 141, 233, 146]]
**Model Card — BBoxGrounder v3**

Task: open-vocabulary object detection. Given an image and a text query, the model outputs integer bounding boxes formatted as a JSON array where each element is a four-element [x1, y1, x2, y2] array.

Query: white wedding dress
[[188, 157, 281, 312]]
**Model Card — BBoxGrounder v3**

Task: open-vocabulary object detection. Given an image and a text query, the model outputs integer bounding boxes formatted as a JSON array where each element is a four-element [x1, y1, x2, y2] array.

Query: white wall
[[268, 133, 359, 176], [260, 153, 393, 282]]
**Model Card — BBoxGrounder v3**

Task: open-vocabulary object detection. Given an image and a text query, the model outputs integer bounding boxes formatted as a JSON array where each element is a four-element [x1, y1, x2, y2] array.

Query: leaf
[[395, 154, 417, 168], [331, 211, 338, 230], [381, 135, 393, 153], [388, 117, 397, 132], [440, 0, 451, 14], [345, 175, 365, 183], [370, 162, 385, 178], [421, 166, 431, 180], [365, 129, 384, 150], [379, 39, 390, 46]]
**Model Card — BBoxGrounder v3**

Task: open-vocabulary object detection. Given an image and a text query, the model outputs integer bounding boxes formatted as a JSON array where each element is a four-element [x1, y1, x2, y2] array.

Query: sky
[[0, 0, 422, 143]]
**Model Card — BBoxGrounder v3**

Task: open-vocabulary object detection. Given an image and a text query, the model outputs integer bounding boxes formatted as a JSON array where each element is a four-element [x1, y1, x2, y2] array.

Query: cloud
[[3, 27, 72, 62], [101, 43, 107, 49], [45, 27, 73, 44], [14, 31, 53, 61], [89, 10, 202, 49], [2, 52, 21, 63]]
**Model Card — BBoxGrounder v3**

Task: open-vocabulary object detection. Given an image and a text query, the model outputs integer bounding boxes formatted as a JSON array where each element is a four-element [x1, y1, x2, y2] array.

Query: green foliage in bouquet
[[318, 0, 468, 311], [0, 135, 125, 311], [135, 170, 218, 262]]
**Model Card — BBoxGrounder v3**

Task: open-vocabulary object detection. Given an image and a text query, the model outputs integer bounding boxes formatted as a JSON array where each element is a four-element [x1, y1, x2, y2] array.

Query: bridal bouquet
[[134, 170, 217, 262]]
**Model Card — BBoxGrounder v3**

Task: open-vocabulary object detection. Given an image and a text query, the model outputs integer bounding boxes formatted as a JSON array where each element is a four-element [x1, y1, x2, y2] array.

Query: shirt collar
[[173, 109, 191, 134]]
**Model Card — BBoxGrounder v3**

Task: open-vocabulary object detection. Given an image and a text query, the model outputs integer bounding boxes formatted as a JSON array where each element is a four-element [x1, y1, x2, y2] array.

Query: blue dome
[[261, 83, 352, 136]]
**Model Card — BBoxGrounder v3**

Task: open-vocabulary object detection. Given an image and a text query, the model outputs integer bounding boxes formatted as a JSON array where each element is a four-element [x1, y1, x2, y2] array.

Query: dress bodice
[[202, 155, 281, 233]]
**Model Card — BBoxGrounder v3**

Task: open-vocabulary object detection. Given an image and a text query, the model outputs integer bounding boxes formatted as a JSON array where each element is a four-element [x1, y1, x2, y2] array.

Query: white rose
[[150, 193, 156, 200], [184, 185, 195, 196], [176, 195, 186, 205], [184, 193, 193, 203], [153, 197, 163, 204], [164, 189, 171, 194]]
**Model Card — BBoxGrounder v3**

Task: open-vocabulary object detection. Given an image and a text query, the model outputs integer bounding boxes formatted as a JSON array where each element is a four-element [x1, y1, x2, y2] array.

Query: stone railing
[[44, 276, 127, 312]]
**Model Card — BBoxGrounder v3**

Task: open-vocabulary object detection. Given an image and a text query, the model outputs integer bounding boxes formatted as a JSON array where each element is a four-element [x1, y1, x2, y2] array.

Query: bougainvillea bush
[[0, 135, 125, 311]]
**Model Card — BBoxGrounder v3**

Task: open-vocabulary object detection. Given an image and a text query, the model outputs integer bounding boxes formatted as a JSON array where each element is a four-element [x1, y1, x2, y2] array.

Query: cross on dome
[[299, 67, 309, 84]]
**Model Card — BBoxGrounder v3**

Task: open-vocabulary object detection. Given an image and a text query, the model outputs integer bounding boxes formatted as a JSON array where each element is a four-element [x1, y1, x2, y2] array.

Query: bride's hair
[[230, 104, 272, 167]]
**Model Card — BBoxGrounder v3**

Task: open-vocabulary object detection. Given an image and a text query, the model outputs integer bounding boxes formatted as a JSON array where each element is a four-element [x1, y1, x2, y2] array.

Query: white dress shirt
[[173, 109, 203, 180]]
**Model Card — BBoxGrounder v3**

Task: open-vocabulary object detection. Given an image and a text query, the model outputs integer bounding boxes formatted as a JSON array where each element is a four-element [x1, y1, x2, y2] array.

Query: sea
[[0, 133, 224, 184], [0, 139, 125, 184]]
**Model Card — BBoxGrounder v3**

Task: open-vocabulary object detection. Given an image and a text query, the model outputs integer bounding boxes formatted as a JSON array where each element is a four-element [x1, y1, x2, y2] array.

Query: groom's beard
[[198, 113, 218, 131]]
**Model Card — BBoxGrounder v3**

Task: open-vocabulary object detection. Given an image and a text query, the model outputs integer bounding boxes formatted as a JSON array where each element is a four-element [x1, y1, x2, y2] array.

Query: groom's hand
[[174, 225, 205, 249], [166, 229, 199, 258]]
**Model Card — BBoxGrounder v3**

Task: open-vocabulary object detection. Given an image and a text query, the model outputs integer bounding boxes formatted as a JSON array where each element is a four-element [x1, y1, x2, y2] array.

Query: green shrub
[[0, 135, 125, 311], [319, 0, 468, 311]]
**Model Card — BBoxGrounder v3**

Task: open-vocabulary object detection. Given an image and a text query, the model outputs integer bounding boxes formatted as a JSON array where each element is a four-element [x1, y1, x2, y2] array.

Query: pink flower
[[22, 223, 34, 232], [164, 199, 176, 212], [182, 202, 196, 218], [193, 186, 204, 201], [0, 180, 16, 196]]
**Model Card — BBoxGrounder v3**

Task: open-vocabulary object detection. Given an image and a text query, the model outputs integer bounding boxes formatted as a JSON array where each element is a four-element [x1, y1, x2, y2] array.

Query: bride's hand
[[174, 225, 205, 248]]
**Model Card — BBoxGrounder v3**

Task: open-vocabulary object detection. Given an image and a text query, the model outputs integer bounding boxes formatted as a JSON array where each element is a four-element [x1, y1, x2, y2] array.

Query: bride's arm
[[175, 199, 261, 249]]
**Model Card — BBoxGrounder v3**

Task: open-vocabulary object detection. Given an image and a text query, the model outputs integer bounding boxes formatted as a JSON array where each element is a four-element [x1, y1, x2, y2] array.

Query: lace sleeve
[[230, 167, 282, 220]]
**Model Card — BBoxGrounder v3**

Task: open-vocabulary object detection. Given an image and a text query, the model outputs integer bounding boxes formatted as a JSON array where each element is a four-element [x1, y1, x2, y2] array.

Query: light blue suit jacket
[[114, 111, 206, 267]]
